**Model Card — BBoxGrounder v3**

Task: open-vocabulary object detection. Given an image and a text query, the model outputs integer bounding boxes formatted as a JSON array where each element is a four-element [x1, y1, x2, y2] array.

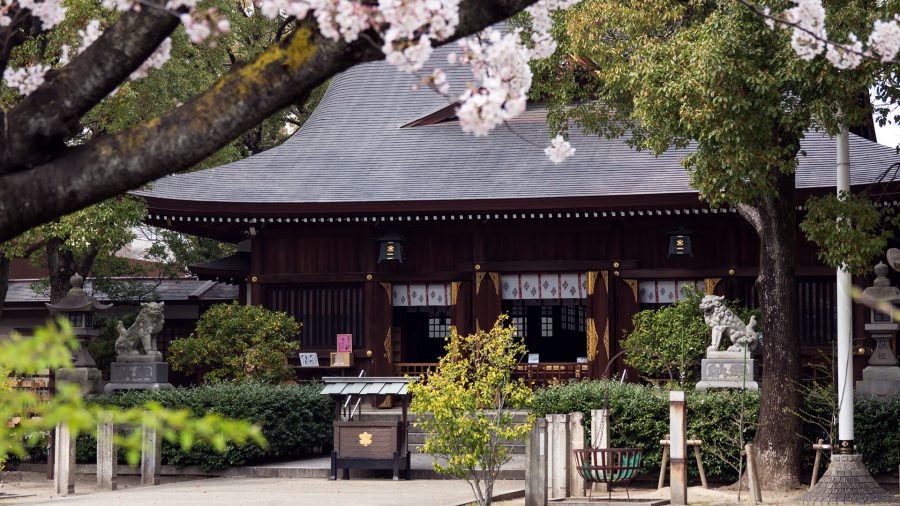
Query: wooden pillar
[[365, 281, 393, 376], [586, 271, 611, 378], [248, 237, 263, 306], [474, 271, 501, 332], [450, 280, 472, 336], [613, 278, 641, 380]]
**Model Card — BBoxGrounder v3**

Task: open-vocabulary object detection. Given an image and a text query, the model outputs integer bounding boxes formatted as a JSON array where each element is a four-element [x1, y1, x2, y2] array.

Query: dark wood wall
[[252, 213, 783, 276], [248, 212, 849, 378]]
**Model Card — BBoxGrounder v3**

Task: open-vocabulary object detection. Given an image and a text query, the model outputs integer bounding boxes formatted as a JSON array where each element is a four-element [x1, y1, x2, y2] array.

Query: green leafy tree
[[169, 302, 301, 384], [0, 319, 266, 465], [800, 191, 897, 274], [529, 0, 893, 488], [623, 288, 758, 386], [409, 316, 534, 506]]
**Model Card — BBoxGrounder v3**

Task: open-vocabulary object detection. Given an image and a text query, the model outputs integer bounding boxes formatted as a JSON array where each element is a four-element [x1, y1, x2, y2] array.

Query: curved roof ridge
[[136, 43, 900, 207]]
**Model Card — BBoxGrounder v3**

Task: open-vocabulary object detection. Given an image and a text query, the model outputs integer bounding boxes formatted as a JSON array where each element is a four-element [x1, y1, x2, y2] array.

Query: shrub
[[532, 380, 758, 482], [78, 383, 332, 471], [169, 302, 301, 384], [855, 394, 900, 474], [621, 287, 757, 385], [533, 381, 899, 480]]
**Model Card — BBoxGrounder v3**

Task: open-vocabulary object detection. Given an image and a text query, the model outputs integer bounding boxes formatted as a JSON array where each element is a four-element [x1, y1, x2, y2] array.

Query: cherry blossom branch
[[0, 0, 179, 173], [735, 0, 900, 68], [0, 0, 543, 243]]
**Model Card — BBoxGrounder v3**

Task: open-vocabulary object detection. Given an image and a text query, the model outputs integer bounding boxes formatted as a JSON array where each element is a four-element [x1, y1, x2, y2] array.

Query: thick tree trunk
[[46, 239, 76, 304], [737, 169, 802, 491], [0, 251, 9, 321]]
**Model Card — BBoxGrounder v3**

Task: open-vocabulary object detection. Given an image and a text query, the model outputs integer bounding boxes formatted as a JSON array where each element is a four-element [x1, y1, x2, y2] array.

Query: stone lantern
[[857, 261, 900, 398], [46, 273, 110, 395]]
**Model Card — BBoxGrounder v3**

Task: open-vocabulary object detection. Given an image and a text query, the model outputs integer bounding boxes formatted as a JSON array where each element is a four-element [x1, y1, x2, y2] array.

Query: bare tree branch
[[0, 0, 540, 243]]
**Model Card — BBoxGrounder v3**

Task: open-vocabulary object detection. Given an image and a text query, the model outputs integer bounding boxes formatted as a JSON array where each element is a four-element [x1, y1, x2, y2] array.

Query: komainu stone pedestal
[[695, 351, 758, 391], [104, 361, 172, 393], [796, 453, 899, 504]]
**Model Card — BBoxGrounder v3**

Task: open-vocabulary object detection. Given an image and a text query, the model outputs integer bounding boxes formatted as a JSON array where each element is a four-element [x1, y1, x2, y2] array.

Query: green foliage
[[800, 192, 894, 275], [169, 302, 301, 384], [409, 316, 534, 506], [530, 0, 886, 206], [855, 394, 900, 474], [622, 288, 756, 386], [76, 383, 332, 471], [144, 230, 238, 277], [0, 320, 266, 466], [533, 380, 900, 479], [532, 380, 759, 482], [621, 287, 709, 385]]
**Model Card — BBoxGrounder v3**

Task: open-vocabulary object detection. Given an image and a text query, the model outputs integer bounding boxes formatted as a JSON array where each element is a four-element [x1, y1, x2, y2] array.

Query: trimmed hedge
[[533, 381, 899, 481], [76, 383, 332, 471]]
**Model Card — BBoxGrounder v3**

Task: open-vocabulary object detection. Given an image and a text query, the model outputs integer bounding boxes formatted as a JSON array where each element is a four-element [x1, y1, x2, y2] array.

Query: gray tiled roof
[[137, 43, 900, 206], [4, 279, 238, 304]]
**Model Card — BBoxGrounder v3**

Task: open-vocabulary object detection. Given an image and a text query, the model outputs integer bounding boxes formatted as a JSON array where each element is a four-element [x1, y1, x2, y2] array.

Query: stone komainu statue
[[699, 295, 759, 354], [115, 302, 165, 360]]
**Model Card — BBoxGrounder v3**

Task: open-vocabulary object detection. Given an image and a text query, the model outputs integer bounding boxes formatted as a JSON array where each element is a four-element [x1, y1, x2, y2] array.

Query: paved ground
[[0, 473, 523, 506]]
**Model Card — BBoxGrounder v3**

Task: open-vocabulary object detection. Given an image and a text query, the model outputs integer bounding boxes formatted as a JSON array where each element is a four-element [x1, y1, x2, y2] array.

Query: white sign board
[[298, 353, 319, 367], [527, 353, 540, 364]]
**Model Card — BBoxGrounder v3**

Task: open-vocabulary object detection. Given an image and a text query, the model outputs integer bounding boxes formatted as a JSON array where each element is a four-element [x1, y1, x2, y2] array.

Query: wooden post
[[810, 438, 827, 488], [658, 443, 669, 490], [52, 424, 75, 496], [141, 417, 161, 486], [693, 444, 708, 489], [525, 418, 548, 506], [96, 412, 117, 491], [669, 391, 687, 505], [567, 412, 585, 497], [745, 443, 762, 504]]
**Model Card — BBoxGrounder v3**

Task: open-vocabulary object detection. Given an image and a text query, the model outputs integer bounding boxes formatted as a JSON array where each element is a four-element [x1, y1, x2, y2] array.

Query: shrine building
[[136, 43, 900, 384]]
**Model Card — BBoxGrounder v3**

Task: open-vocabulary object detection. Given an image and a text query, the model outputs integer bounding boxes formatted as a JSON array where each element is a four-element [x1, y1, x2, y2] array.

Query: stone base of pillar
[[56, 367, 103, 396], [795, 454, 899, 504]]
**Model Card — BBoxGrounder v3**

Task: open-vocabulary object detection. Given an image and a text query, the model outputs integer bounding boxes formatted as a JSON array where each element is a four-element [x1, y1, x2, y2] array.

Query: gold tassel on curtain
[[380, 282, 392, 364], [587, 317, 598, 361], [704, 278, 722, 295], [383, 328, 393, 364], [475, 272, 486, 295], [489, 272, 500, 296], [587, 271, 598, 296]]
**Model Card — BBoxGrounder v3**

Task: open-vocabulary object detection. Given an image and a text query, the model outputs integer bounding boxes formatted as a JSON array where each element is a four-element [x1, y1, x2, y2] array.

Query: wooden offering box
[[320, 377, 416, 480]]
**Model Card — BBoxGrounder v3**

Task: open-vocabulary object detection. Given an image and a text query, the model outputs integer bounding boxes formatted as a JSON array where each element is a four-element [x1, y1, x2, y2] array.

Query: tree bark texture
[[0, 252, 9, 320], [0, 0, 539, 243], [737, 169, 802, 491]]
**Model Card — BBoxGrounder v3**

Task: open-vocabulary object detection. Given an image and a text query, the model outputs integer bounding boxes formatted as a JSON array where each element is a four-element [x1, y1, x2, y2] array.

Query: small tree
[[622, 287, 709, 386], [408, 315, 534, 506], [169, 302, 300, 384]]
